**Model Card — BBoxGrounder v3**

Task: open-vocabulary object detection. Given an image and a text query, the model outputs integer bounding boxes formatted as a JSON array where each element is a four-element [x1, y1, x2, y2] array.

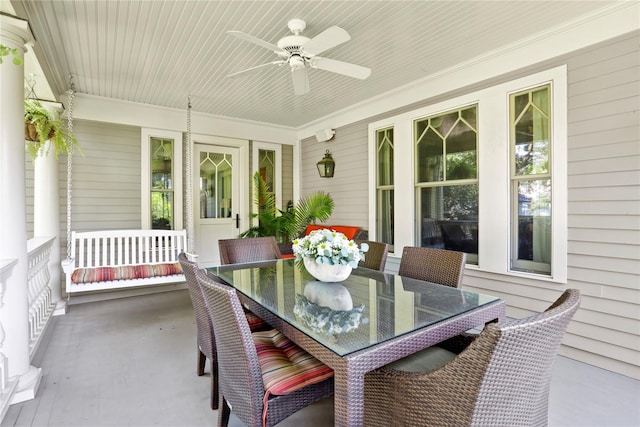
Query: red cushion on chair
[[330, 226, 360, 240], [245, 310, 268, 331], [304, 224, 361, 240], [304, 224, 325, 235]]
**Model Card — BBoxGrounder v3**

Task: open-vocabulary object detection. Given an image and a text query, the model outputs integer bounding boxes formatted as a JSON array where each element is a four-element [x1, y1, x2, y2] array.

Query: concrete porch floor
[[2, 290, 639, 427]]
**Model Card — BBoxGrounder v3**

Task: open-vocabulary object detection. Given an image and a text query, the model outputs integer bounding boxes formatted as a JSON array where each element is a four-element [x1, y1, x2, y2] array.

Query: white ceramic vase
[[303, 257, 352, 283]]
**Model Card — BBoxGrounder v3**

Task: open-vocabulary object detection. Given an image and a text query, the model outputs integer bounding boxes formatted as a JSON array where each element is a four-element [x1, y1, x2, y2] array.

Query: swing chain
[[66, 75, 75, 260], [185, 96, 195, 253]]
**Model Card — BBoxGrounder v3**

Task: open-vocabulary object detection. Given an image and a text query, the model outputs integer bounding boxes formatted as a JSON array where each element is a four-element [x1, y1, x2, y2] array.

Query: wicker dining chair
[[178, 252, 268, 410], [364, 289, 581, 427], [356, 240, 389, 272], [217, 237, 275, 331], [218, 236, 282, 265], [195, 268, 334, 427], [398, 246, 467, 288]]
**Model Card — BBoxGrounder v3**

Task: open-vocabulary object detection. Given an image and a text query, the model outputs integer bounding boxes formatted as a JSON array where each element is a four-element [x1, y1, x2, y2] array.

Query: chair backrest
[[218, 236, 282, 265], [470, 288, 581, 425], [195, 268, 266, 427], [356, 240, 389, 272], [178, 252, 214, 360], [398, 246, 466, 287]]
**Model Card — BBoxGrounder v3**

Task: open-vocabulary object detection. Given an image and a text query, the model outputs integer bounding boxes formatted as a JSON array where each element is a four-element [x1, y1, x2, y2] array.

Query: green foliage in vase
[[24, 99, 79, 160], [0, 44, 23, 65], [240, 171, 334, 243]]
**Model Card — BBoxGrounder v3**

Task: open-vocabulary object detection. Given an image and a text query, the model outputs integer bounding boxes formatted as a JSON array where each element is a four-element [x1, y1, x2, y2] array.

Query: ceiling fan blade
[[302, 26, 351, 56], [291, 67, 310, 95], [227, 61, 286, 78], [310, 57, 371, 80], [227, 30, 283, 53]]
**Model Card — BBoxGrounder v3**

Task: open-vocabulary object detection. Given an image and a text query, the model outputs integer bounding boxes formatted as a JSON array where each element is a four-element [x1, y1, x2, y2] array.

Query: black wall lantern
[[316, 149, 335, 178]]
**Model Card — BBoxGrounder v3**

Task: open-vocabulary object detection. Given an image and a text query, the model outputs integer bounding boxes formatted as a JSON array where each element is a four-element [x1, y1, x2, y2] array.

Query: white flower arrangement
[[292, 228, 368, 268]]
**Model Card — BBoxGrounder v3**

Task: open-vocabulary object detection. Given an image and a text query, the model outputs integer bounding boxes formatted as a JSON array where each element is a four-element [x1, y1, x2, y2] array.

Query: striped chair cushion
[[253, 329, 333, 424], [71, 263, 183, 283], [245, 310, 268, 331]]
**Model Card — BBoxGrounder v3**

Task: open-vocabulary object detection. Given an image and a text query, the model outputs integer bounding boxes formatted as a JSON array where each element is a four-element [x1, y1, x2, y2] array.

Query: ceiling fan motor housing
[[277, 35, 310, 53]]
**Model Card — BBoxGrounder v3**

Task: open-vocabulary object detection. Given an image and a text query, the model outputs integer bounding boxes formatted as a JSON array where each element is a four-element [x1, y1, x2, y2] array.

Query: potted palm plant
[[240, 171, 334, 253], [24, 98, 78, 159]]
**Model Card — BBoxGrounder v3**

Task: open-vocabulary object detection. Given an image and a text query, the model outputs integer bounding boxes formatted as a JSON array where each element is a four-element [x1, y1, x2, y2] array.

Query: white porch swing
[[61, 80, 187, 295]]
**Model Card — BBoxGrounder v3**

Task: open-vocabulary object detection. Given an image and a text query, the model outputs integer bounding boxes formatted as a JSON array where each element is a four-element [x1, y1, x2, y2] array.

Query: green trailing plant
[[240, 171, 334, 243], [0, 43, 22, 65], [24, 99, 78, 159]]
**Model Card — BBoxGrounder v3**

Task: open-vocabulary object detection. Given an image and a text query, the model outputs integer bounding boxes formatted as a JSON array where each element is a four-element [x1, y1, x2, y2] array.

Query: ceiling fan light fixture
[[289, 55, 305, 70]]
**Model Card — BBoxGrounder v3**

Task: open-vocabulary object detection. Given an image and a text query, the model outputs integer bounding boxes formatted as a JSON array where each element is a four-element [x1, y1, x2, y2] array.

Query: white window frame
[[368, 65, 567, 283], [141, 128, 183, 230]]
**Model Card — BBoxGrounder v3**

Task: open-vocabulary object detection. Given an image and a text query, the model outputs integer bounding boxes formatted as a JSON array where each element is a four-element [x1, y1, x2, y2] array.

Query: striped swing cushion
[[71, 263, 182, 284]]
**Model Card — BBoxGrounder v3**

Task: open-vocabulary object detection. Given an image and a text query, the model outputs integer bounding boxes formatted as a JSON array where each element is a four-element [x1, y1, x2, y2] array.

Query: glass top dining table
[[206, 258, 504, 426]]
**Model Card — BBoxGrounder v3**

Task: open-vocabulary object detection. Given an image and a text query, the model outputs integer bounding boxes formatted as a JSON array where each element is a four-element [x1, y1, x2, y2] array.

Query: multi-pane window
[[414, 105, 479, 264], [150, 138, 174, 229], [376, 127, 394, 250], [510, 84, 551, 274]]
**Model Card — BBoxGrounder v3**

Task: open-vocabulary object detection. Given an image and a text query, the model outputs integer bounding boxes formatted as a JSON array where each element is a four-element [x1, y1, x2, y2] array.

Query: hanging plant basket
[[24, 121, 55, 142], [24, 99, 78, 159]]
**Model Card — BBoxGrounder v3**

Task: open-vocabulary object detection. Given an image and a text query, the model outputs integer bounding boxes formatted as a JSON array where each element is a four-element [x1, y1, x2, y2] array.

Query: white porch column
[[0, 14, 42, 404], [34, 136, 65, 315]]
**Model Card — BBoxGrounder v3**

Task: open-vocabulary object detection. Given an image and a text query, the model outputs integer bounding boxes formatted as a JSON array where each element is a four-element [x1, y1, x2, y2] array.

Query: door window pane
[[200, 151, 233, 219]]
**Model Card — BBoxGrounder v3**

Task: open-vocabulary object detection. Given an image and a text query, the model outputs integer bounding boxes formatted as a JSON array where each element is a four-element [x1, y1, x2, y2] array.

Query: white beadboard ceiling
[[10, 0, 620, 128]]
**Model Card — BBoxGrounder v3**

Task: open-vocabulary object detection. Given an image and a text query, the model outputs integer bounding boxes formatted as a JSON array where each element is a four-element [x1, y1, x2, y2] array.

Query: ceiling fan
[[226, 19, 371, 95]]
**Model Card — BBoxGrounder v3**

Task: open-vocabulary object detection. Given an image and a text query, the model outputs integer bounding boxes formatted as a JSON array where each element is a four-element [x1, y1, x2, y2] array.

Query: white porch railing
[[26, 237, 56, 359], [0, 258, 18, 420]]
